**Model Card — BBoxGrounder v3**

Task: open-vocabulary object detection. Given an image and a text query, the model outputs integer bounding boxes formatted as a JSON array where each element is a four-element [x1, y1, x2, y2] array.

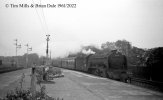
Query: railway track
[[0, 67, 24, 74], [130, 77, 163, 92]]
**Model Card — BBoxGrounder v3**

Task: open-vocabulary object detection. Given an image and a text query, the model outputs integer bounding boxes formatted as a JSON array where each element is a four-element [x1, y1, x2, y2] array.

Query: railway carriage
[[75, 55, 89, 72], [61, 57, 76, 70]]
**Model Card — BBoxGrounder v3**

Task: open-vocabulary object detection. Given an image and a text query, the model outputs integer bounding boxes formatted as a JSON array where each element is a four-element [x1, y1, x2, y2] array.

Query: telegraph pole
[[14, 39, 21, 67], [25, 44, 32, 68], [50, 50, 51, 60], [46, 34, 50, 65], [15, 39, 18, 57]]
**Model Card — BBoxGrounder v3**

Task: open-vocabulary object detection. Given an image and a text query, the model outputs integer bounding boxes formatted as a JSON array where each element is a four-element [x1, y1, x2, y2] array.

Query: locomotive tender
[[53, 50, 129, 82]]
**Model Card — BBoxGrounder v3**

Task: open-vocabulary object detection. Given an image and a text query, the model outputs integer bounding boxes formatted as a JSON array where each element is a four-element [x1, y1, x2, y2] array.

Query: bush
[[1, 73, 63, 100]]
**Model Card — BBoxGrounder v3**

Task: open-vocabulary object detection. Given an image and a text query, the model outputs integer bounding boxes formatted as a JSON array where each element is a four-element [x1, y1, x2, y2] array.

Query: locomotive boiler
[[87, 50, 129, 81]]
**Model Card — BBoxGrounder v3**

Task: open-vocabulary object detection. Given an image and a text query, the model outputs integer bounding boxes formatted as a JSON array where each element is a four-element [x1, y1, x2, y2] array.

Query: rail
[[131, 77, 163, 91]]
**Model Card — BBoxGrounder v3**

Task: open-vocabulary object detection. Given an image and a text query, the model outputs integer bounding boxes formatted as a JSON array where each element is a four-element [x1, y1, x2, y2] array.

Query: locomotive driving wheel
[[108, 72, 113, 79], [93, 69, 100, 76], [101, 68, 107, 78], [120, 73, 129, 83], [126, 77, 131, 83]]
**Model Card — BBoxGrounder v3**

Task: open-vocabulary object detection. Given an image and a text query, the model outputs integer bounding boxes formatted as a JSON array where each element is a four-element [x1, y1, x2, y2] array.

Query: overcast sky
[[0, 0, 163, 58]]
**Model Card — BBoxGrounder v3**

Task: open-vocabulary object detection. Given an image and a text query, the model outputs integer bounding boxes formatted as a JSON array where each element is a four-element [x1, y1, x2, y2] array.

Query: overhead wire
[[31, 0, 47, 34], [40, 0, 49, 35]]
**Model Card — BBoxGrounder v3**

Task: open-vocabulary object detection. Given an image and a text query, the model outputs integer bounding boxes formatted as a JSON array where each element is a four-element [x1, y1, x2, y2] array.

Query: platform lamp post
[[25, 44, 32, 68], [14, 39, 21, 67]]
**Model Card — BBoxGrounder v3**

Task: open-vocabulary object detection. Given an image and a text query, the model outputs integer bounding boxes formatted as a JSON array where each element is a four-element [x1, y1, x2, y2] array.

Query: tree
[[129, 46, 146, 65], [22, 53, 40, 67], [101, 42, 117, 54], [28, 53, 39, 65], [39, 56, 46, 65], [115, 40, 132, 56]]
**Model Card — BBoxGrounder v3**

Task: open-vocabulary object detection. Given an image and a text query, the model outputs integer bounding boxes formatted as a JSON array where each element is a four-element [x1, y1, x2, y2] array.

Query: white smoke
[[35, 40, 99, 58], [82, 49, 95, 55]]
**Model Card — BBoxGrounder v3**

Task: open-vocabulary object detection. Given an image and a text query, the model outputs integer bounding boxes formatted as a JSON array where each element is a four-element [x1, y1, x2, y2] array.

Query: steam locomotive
[[52, 50, 130, 82]]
